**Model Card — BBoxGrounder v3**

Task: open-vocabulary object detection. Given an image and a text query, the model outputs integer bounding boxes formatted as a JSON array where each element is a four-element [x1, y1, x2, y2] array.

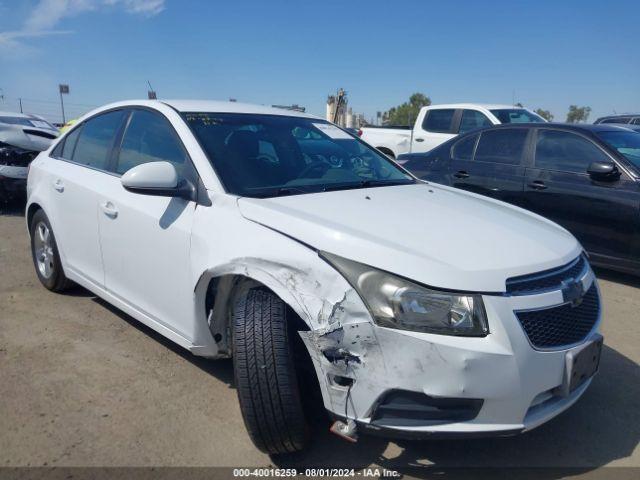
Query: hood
[[238, 183, 581, 292], [0, 124, 58, 152]]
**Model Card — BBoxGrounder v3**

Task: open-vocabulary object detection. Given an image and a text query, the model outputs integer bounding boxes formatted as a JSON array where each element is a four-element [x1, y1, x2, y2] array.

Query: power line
[[2, 96, 98, 108]]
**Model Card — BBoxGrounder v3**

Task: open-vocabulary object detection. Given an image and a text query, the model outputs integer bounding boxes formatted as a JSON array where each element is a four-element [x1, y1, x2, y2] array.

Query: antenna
[[147, 81, 157, 100]]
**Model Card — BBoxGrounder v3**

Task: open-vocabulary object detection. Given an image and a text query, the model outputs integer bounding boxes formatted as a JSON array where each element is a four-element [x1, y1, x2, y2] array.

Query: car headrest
[[226, 130, 259, 158]]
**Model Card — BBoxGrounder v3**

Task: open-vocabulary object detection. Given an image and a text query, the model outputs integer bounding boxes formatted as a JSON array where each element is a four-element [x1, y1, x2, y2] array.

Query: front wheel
[[30, 209, 71, 292], [233, 288, 308, 454]]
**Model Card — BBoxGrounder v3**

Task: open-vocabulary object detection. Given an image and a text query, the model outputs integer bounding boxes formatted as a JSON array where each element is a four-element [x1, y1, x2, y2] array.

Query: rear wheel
[[233, 288, 308, 454], [30, 209, 71, 292]]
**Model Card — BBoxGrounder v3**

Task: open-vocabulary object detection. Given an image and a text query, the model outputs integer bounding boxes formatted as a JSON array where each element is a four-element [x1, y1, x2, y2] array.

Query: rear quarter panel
[[360, 128, 412, 157]]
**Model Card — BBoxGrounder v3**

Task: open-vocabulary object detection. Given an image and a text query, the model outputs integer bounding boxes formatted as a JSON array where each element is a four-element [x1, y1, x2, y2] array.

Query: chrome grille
[[506, 255, 587, 295]]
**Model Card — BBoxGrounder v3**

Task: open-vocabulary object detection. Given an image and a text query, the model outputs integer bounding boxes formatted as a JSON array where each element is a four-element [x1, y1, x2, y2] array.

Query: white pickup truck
[[360, 103, 545, 158]]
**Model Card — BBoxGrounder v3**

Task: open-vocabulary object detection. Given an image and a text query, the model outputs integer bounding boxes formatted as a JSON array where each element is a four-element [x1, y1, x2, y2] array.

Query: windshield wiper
[[274, 186, 315, 196], [249, 179, 415, 197], [360, 178, 414, 187], [322, 178, 414, 192]]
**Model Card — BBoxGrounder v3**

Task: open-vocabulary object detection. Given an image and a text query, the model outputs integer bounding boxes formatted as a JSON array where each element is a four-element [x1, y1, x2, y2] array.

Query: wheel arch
[[376, 146, 396, 159], [193, 261, 321, 358], [26, 201, 44, 232]]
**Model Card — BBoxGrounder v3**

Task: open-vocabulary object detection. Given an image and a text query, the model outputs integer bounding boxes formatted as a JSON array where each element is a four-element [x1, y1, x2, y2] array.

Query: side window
[[72, 111, 125, 170], [633, 118, 640, 125], [422, 109, 455, 133], [115, 110, 188, 175], [475, 129, 528, 165], [535, 129, 610, 173], [60, 127, 82, 159], [451, 134, 478, 161], [602, 117, 630, 124], [459, 110, 492, 134]]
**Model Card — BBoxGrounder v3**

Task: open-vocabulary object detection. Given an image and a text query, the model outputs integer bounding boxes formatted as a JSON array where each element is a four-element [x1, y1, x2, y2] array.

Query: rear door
[[524, 128, 638, 262], [449, 128, 529, 206], [97, 108, 198, 339], [45, 110, 126, 286], [411, 108, 458, 153]]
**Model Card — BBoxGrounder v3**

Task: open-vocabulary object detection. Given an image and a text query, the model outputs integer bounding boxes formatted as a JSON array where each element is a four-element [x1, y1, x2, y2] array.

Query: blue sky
[[1, 0, 638, 124]]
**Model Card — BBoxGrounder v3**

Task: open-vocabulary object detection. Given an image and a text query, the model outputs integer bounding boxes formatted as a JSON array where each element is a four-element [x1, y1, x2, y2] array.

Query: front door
[[97, 109, 198, 338], [524, 128, 639, 264]]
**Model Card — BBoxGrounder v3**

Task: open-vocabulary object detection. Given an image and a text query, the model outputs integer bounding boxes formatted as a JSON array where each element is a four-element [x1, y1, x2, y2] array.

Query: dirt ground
[[1, 200, 638, 476]]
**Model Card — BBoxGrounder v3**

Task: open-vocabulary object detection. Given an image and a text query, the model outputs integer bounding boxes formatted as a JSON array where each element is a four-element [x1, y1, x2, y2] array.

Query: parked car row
[[27, 99, 603, 454], [399, 123, 640, 275], [359, 103, 546, 159]]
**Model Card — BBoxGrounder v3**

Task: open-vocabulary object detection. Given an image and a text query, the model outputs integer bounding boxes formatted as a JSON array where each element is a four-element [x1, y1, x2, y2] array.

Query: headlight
[[321, 252, 488, 336]]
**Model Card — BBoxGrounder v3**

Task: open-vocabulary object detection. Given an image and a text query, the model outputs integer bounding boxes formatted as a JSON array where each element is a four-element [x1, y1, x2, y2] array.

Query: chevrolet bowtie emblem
[[561, 278, 584, 307]]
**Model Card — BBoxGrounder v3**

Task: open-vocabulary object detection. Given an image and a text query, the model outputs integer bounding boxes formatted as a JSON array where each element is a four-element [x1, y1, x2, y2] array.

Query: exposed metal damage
[[196, 255, 385, 428], [1, 118, 57, 202]]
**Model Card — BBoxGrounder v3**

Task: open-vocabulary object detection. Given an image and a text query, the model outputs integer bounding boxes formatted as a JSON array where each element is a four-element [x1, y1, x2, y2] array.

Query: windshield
[[596, 130, 640, 169], [184, 113, 414, 197], [0, 116, 56, 130], [490, 109, 545, 124]]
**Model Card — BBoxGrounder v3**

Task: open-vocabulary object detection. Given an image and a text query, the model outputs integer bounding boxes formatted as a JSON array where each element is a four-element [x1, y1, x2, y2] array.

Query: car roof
[[0, 111, 40, 119], [477, 122, 635, 133], [427, 103, 521, 110], [84, 99, 320, 120], [597, 114, 640, 119]]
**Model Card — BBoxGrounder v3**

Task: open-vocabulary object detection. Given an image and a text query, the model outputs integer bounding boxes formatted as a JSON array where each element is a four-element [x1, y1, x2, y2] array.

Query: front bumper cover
[[301, 272, 601, 438]]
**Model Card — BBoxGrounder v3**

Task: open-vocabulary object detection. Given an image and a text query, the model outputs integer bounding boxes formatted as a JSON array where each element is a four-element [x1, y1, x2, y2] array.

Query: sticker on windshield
[[312, 123, 353, 140]]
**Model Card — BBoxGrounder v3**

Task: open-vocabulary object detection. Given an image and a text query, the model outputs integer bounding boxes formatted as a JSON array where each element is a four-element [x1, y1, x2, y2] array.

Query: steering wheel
[[298, 160, 331, 178]]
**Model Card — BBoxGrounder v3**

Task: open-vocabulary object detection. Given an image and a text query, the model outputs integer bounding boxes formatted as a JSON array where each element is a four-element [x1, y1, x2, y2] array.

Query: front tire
[[233, 288, 308, 454], [30, 209, 71, 292]]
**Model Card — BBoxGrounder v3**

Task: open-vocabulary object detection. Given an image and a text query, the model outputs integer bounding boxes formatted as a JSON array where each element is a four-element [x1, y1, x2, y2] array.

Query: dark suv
[[400, 123, 640, 275]]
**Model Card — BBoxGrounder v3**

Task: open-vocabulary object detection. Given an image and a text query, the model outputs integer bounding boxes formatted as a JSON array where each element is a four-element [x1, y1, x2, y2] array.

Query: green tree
[[566, 105, 592, 123], [384, 93, 431, 126], [534, 108, 554, 121]]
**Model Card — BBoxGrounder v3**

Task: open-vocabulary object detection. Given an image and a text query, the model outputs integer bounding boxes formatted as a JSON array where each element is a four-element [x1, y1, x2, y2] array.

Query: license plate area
[[557, 334, 603, 397]]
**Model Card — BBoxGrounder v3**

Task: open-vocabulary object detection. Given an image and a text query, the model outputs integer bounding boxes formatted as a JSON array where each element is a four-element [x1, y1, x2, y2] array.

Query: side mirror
[[121, 161, 193, 199], [587, 161, 619, 180]]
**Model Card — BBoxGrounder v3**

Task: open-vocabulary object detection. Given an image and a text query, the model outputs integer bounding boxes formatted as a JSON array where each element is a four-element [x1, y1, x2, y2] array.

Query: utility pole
[[19, 98, 23, 113], [59, 84, 70, 123]]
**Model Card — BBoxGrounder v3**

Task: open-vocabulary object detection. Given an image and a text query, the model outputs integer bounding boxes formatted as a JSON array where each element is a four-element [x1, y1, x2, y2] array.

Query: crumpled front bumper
[[302, 273, 601, 438]]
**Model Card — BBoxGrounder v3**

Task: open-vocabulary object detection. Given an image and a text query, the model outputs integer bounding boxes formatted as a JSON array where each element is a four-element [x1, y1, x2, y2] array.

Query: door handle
[[414, 138, 424, 142], [101, 201, 118, 218], [454, 170, 470, 179], [528, 180, 547, 190], [53, 179, 64, 192]]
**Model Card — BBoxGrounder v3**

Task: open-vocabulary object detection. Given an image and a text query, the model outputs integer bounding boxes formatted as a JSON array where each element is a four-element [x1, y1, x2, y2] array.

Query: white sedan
[[26, 100, 602, 454]]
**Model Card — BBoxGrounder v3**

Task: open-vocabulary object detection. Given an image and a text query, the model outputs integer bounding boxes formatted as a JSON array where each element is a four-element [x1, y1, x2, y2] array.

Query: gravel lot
[[1, 200, 638, 475]]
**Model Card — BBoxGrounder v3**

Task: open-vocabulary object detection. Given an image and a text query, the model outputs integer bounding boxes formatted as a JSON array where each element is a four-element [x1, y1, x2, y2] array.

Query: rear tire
[[30, 209, 72, 292], [233, 288, 308, 454]]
